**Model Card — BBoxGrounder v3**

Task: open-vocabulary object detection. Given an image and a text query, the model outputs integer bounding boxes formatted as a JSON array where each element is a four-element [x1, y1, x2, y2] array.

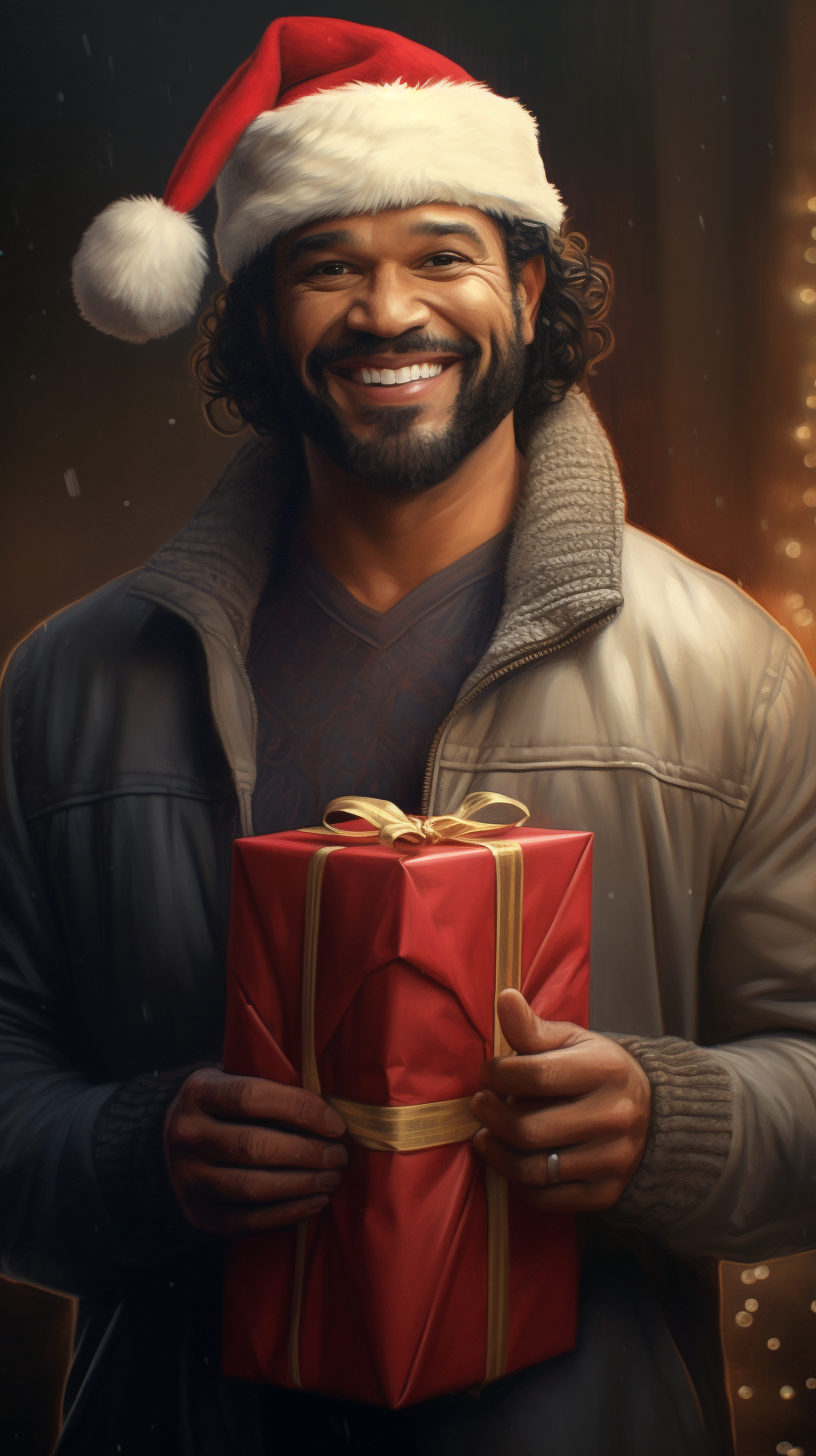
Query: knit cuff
[[604, 1036, 733, 1233], [92, 1067, 207, 1263]]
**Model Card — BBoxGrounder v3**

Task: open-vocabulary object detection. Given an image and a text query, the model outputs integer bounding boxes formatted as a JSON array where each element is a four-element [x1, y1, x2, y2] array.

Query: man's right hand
[[163, 1067, 348, 1235]]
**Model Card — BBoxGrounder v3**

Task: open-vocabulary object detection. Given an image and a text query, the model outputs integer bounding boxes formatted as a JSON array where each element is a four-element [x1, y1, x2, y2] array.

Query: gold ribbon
[[303, 790, 529, 847], [288, 794, 527, 1390], [329, 1095, 481, 1152]]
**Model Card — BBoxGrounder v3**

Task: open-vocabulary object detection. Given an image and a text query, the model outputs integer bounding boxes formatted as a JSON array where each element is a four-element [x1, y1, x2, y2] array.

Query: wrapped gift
[[222, 795, 592, 1408]]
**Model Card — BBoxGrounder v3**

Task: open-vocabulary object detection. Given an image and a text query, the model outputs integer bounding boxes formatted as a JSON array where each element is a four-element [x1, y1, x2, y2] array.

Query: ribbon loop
[[317, 792, 529, 848]]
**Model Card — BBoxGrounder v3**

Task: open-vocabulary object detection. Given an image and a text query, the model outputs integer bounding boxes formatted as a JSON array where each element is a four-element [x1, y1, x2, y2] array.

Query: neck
[[304, 414, 523, 613]]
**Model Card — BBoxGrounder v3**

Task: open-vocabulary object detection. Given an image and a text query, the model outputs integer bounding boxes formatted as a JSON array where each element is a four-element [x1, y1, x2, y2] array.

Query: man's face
[[268, 204, 543, 495]]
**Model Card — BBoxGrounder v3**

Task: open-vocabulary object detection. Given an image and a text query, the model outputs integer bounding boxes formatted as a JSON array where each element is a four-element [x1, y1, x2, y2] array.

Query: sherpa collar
[[129, 388, 625, 675]]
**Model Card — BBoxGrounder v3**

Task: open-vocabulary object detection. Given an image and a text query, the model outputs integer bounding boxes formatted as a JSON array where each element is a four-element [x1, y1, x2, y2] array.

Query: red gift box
[[222, 803, 592, 1408]]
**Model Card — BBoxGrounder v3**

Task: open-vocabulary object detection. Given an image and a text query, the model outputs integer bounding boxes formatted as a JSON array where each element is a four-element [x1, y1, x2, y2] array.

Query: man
[[2, 16, 815, 1454]]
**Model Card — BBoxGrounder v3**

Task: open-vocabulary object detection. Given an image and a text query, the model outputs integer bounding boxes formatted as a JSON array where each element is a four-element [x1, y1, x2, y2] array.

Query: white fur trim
[[72, 196, 209, 342], [215, 80, 564, 278]]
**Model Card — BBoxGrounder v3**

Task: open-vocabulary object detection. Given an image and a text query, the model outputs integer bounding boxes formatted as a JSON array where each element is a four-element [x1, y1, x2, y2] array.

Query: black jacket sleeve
[[0, 643, 199, 1297]]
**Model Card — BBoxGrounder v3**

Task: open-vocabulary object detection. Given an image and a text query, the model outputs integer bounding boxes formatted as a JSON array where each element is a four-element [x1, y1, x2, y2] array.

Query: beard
[[265, 320, 527, 497]]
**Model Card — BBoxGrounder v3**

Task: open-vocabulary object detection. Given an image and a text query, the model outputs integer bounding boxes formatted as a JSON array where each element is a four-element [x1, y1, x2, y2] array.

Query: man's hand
[[470, 989, 650, 1213], [163, 1067, 348, 1235]]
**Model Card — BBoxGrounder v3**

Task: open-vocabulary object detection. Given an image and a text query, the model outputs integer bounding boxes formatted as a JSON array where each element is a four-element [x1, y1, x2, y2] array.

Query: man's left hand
[[470, 989, 651, 1213]]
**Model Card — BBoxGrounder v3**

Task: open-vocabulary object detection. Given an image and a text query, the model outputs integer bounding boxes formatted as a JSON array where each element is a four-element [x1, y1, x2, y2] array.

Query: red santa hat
[[72, 16, 565, 343]]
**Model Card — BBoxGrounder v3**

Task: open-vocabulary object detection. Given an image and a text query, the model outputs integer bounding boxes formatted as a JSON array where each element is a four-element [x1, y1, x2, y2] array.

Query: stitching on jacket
[[741, 631, 792, 788], [435, 753, 749, 809], [26, 783, 233, 820]]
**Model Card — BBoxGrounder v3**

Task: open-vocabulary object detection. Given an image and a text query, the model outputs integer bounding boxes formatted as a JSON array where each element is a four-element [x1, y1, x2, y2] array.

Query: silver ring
[[547, 1152, 561, 1186]]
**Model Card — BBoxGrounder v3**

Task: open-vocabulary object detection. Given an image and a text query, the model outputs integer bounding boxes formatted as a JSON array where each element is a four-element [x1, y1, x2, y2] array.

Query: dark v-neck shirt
[[247, 529, 508, 834]]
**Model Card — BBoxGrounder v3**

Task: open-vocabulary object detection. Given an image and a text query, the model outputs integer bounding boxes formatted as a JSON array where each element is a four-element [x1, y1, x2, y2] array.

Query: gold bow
[[309, 791, 530, 848]]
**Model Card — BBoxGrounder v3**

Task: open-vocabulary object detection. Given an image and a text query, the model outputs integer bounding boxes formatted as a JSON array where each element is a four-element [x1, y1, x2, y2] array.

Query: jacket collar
[[129, 388, 625, 675]]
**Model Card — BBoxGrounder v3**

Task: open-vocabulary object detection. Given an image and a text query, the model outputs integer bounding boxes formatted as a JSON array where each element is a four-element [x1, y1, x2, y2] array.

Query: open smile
[[352, 362, 445, 385], [326, 352, 461, 403]]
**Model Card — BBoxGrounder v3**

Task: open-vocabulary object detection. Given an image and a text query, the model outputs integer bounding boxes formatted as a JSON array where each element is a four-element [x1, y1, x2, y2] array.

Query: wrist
[[604, 1036, 733, 1233], [93, 1066, 213, 1263]]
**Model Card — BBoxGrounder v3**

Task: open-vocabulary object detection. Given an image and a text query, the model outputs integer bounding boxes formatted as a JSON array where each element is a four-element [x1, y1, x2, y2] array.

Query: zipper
[[420, 608, 619, 814]]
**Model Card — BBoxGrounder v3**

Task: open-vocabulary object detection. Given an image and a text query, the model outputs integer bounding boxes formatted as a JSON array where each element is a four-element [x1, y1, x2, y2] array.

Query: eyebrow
[[407, 219, 485, 246], [286, 229, 356, 263], [286, 218, 486, 265]]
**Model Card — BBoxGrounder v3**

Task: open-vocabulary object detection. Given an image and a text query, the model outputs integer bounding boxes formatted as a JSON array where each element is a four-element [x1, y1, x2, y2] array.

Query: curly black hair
[[192, 219, 614, 450]]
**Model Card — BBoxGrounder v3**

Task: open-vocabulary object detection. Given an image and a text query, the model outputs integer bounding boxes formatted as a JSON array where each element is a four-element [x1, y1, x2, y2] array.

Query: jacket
[[1, 389, 814, 1449]]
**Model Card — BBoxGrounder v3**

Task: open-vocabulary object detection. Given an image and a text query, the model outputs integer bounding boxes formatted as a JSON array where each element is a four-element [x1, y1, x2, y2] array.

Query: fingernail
[[324, 1105, 346, 1134], [306, 1195, 329, 1212], [316, 1170, 342, 1191], [323, 1142, 349, 1168]]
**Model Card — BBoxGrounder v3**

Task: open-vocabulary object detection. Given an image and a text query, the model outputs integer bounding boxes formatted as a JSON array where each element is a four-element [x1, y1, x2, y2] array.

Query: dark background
[[2, 2, 816, 1452]]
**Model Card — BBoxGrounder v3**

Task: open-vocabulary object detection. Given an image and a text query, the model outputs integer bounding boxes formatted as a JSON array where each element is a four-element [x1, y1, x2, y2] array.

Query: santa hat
[[72, 16, 565, 344]]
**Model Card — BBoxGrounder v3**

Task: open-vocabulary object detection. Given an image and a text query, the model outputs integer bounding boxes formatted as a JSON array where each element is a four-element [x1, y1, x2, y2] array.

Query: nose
[[344, 262, 432, 338]]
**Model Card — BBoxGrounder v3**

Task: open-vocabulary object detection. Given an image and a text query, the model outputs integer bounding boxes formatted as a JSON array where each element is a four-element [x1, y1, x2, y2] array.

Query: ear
[[517, 255, 546, 345]]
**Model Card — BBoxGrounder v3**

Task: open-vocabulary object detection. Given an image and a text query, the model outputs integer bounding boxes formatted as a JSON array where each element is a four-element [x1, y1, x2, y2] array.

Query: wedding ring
[[547, 1152, 561, 1186]]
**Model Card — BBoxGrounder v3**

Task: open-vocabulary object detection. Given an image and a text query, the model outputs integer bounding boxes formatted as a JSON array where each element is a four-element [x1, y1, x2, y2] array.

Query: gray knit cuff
[[604, 1036, 733, 1232]]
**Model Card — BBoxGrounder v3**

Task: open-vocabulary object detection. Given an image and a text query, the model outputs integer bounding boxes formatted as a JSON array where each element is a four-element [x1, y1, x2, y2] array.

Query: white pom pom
[[71, 195, 209, 343]]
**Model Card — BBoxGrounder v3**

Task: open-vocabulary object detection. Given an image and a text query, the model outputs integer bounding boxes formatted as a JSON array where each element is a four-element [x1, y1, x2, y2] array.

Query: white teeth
[[352, 361, 447, 385]]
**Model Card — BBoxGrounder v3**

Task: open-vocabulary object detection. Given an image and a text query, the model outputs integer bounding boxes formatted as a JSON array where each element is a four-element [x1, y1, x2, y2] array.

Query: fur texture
[[215, 80, 564, 278], [71, 196, 209, 343]]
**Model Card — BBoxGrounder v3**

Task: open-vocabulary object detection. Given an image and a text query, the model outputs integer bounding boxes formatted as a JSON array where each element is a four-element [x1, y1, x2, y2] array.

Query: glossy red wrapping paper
[[221, 825, 592, 1408]]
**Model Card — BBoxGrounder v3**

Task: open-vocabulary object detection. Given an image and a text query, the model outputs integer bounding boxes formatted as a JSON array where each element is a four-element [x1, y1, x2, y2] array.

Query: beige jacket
[[134, 388, 816, 1266]]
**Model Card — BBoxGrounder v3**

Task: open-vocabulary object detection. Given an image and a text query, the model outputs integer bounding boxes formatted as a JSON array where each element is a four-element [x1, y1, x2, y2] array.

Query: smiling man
[[2, 15, 816, 1456]]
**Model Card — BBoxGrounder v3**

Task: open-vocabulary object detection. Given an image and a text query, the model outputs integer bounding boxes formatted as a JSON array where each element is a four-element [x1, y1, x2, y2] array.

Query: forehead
[[279, 204, 505, 262]]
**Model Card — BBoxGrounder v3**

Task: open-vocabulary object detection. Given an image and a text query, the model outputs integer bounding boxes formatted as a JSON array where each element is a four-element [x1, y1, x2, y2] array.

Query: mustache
[[305, 331, 481, 384]]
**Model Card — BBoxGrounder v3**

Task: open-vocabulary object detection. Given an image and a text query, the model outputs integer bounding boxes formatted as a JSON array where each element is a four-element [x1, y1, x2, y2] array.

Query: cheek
[[275, 291, 343, 369], [432, 278, 515, 352]]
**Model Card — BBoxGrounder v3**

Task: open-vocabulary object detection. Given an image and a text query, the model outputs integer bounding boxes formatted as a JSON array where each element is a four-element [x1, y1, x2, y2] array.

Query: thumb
[[496, 988, 588, 1056]]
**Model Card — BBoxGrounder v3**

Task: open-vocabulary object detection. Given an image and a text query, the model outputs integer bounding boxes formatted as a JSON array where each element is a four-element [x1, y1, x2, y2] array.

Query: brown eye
[[425, 252, 461, 267]]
